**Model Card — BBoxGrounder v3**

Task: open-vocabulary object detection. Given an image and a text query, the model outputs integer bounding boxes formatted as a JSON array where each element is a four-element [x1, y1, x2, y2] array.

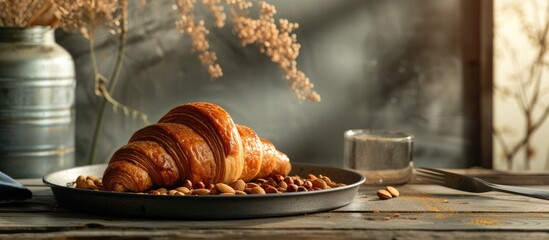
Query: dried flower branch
[[28, 0, 61, 27], [172, 0, 320, 101], [228, 1, 320, 101], [95, 74, 149, 123], [174, 0, 223, 78], [203, 0, 226, 28], [0, 0, 49, 27], [226, 0, 252, 10], [56, 0, 120, 39], [84, 0, 151, 164]]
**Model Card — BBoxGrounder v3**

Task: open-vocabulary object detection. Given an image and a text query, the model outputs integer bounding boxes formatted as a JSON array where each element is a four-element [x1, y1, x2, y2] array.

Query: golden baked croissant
[[103, 102, 291, 192]]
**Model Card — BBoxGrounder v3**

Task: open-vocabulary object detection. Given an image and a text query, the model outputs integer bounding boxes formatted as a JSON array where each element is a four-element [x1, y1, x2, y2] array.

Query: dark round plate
[[43, 163, 365, 219]]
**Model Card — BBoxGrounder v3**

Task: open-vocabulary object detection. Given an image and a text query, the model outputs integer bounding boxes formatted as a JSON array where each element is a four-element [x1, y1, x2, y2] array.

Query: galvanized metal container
[[0, 27, 75, 178]]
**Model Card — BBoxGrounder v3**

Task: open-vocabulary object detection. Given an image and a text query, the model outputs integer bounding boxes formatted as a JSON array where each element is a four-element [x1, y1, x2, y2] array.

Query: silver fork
[[416, 167, 549, 200]]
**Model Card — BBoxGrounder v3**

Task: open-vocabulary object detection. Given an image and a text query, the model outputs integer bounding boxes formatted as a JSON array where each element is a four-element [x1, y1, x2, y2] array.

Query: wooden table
[[1, 172, 548, 239]]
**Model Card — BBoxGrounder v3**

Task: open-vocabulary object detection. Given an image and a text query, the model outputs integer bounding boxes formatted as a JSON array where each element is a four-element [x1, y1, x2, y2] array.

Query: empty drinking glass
[[344, 129, 413, 185]]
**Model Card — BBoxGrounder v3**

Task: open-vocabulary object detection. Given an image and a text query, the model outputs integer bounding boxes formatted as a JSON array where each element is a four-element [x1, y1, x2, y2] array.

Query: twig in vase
[[87, 0, 149, 165]]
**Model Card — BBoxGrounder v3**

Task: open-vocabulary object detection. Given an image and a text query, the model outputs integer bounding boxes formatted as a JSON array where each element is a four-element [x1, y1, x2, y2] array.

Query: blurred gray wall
[[57, 0, 477, 168]]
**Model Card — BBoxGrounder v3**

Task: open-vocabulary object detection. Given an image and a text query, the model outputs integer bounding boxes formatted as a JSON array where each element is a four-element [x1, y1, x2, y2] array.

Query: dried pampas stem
[[87, 0, 147, 164]]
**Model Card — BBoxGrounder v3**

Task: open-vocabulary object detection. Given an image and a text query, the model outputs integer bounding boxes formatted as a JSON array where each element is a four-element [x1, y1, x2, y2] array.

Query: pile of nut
[[376, 186, 400, 200], [74, 174, 346, 196], [74, 175, 103, 190]]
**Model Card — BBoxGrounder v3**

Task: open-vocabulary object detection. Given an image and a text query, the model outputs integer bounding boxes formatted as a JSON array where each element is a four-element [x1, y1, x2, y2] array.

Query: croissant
[[103, 102, 291, 192]]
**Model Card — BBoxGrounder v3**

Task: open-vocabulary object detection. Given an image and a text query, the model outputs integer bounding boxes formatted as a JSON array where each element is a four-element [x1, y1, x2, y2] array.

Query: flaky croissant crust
[[103, 102, 291, 192]]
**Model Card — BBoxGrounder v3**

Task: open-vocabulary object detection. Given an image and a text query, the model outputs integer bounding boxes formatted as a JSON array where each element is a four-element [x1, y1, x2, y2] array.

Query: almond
[[284, 176, 294, 185], [86, 175, 98, 181], [183, 180, 193, 189], [235, 190, 247, 195], [286, 184, 298, 192], [93, 178, 103, 188], [303, 180, 313, 189], [191, 188, 210, 195], [327, 181, 339, 188], [246, 182, 261, 189], [230, 179, 246, 191], [215, 183, 236, 194], [377, 189, 392, 200], [209, 188, 219, 195], [264, 185, 279, 194], [267, 178, 278, 187], [386, 186, 400, 197], [248, 186, 266, 194], [175, 187, 191, 194], [193, 181, 205, 189], [168, 190, 179, 195], [274, 174, 285, 183], [86, 179, 99, 190], [306, 174, 318, 180], [75, 175, 87, 189], [321, 176, 336, 186], [312, 178, 329, 189], [156, 188, 167, 194], [278, 181, 288, 189]]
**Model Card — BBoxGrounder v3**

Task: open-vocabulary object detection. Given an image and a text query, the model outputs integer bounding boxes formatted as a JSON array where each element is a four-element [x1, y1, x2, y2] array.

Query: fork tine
[[415, 169, 445, 183], [416, 169, 444, 178], [474, 177, 494, 186], [416, 174, 445, 184], [418, 167, 451, 175], [416, 168, 443, 174], [418, 167, 466, 179], [417, 167, 493, 193]]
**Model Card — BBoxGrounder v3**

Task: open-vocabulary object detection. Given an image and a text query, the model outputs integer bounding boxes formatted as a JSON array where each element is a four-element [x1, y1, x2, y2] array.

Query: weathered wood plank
[[2, 229, 549, 240], [0, 212, 547, 231], [342, 185, 549, 212]]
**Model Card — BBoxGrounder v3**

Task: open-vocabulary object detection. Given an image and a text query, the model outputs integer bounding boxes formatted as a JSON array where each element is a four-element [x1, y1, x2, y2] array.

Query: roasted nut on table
[[377, 189, 393, 200], [377, 186, 401, 200], [386, 186, 400, 197]]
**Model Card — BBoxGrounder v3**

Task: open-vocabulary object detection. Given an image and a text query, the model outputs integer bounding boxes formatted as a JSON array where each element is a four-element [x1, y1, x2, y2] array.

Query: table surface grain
[[1, 171, 549, 240]]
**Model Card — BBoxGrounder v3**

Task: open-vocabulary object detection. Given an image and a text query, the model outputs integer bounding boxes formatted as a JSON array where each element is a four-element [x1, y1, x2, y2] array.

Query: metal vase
[[0, 27, 75, 178]]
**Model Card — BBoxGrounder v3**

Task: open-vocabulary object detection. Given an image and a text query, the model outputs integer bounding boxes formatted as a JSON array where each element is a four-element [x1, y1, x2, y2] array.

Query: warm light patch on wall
[[494, 0, 549, 170]]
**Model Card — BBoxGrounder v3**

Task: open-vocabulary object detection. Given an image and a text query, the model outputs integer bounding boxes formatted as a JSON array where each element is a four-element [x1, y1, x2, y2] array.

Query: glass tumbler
[[344, 129, 413, 185]]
